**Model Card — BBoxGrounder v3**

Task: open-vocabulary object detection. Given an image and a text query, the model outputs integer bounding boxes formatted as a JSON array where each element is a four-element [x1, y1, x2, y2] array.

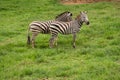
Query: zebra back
[[55, 11, 72, 22]]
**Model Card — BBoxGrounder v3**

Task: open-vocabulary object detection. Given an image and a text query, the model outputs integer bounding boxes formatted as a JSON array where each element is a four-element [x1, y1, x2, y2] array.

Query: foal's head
[[76, 11, 90, 25]]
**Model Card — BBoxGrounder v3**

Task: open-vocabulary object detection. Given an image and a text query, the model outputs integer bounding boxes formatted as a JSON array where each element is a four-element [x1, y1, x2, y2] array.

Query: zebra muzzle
[[86, 21, 90, 25]]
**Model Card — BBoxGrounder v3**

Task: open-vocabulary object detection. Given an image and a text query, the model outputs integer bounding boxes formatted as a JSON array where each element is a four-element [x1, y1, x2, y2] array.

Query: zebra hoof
[[32, 46, 35, 48], [73, 45, 76, 48], [50, 47, 54, 48], [49, 45, 53, 48]]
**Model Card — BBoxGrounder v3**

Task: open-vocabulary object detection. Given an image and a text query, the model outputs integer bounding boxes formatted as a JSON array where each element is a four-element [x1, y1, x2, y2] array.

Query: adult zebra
[[49, 11, 90, 48], [27, 11, 73, 48]]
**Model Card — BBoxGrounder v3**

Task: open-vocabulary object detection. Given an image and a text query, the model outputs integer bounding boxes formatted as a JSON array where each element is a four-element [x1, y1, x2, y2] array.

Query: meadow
[[0, 0, 120, 80]]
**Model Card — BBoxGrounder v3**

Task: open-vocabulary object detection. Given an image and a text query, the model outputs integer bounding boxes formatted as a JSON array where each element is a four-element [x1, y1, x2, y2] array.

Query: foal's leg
[[54, 36, 58, 47], [72, 33, 76, 48], [31, 32, 39, 48], [49, 35, 58, 48]]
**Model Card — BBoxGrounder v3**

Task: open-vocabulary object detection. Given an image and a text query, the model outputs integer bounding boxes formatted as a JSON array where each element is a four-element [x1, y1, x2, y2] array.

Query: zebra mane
[[55, 11, 72, 19], [75, 14, 81, 20]]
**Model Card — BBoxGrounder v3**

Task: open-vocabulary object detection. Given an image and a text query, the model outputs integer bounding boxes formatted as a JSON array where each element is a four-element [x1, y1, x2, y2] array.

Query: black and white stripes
[[49, 11, 90, 48], [29, 20, 54, 34], [27, 11, 73, 48]]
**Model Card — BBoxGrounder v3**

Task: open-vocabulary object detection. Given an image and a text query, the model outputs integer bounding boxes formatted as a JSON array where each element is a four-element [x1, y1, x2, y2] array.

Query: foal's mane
[[55, 11, 71, 19], [75, 14, 81, 20]]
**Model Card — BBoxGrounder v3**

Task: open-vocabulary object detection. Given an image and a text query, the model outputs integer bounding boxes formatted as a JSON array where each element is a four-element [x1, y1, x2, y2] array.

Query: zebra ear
[[67, 12, 72, 16], [80, 11, 82, 14], [69, 13, 73, 16], [80, 11, 84, 14], [84, 11, 88, 14]]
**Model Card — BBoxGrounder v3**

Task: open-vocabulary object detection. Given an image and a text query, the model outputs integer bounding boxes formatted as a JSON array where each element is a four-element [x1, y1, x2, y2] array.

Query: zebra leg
[[49, 35, 57, 48], [72, 33, 76, 48], [54, 36, 58, 47], [31, 32, 38, 48]]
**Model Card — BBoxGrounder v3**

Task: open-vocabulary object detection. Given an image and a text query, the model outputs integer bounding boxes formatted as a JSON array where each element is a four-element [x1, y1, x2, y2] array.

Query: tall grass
[[0, 0, 120, 80]]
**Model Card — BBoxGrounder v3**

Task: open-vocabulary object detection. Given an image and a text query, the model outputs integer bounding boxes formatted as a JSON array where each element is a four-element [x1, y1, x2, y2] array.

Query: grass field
[[0, 0, 120, 80]]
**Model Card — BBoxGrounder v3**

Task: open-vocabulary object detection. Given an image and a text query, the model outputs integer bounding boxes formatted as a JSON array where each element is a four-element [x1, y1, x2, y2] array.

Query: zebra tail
[[27, 28, 31, 45]]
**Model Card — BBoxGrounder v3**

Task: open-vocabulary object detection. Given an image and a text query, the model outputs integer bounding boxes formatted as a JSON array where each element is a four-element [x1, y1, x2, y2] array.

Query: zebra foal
[[49, 11, 90, 48], [27, 11, 73, 48]]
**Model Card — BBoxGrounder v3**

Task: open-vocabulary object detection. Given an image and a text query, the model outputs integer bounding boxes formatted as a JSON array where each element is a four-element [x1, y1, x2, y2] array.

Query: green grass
[[0, 0, 120, 80]]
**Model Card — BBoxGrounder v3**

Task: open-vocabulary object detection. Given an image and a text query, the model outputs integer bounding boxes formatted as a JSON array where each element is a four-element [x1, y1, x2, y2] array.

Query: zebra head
[[55, 11, 73, 22], [80, 11, 90, 25]]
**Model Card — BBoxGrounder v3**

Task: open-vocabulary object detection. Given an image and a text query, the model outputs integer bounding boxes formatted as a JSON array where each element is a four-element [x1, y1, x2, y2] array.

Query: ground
[[0, 0, 120, 80], [60, 0, 118, 5]]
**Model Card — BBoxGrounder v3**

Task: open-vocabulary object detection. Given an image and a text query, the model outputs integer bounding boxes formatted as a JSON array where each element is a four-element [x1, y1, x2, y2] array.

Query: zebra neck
[[78, 20, 83, 27]]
